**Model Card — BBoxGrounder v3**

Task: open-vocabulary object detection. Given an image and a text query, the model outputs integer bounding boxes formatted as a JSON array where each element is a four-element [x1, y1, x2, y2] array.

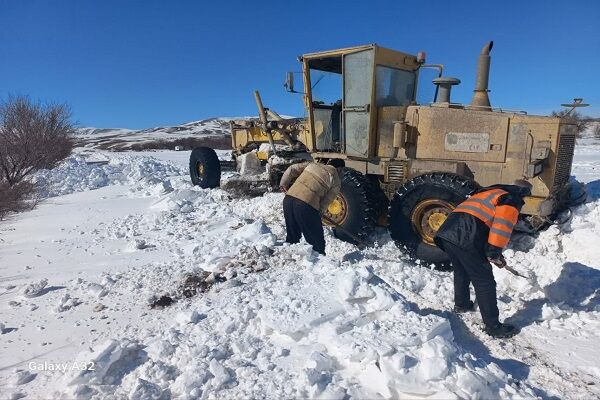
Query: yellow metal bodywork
[[301, 44, 419, 158], [231, 123, 309, 153], [256, 151, 269, 161], [521, 196, 547, 216], [230, 43, 577, 220], [400, 105, 574, 215]]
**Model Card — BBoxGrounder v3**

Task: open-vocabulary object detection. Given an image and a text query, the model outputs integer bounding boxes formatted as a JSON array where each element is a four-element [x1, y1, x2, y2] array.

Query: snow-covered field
[[0, 142, 599, 399]]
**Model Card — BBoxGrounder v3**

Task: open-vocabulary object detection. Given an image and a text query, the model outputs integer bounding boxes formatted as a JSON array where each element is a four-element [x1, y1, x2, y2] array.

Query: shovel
[[503, 264, 529, 279], [490, 257, 528, 279]]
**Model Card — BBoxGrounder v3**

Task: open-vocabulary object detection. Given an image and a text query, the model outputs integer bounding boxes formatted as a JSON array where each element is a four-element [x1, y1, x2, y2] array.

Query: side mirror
[[284, 72, 295, 93]]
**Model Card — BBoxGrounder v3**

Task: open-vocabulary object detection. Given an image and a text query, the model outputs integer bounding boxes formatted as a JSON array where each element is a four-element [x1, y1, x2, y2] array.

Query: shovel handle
[[503, 265, 527, 279]]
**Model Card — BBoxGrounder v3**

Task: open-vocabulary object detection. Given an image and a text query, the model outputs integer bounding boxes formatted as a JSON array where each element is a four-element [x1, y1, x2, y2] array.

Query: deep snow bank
[[41, 183, 534, 399], [59, 242, 532, 399], [34, 154, 187, 198], [3, 146, 600, 399]]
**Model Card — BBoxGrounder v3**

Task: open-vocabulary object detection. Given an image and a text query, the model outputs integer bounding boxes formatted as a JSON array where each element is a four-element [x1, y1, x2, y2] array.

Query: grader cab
[[189, 41, 585, 265]]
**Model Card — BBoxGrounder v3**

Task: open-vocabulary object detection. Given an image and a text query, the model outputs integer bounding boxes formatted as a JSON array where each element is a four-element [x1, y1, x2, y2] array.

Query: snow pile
[[237, 151, 263, 175], [34, 154, 186, 198], [21, 278, 48, 298], [3, 146, 600, 399], [55, 242, 532, 399], [62, 339, 147, 394]]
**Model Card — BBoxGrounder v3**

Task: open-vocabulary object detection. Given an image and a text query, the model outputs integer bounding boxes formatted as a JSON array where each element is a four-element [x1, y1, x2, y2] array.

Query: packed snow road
[[0, 144, 599, 399]]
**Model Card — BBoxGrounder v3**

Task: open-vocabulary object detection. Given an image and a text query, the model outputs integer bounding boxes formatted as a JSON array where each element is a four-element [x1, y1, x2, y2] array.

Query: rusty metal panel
[[303, 59, 316, 152], [376, 106, 405, 158], [374, 46, 419, 70], [461, 161, 504, 186], [302, 45, 418, 72], [302, 44, 376, 60], [521, 196, 546, 216], [344, 159, 368, 174], [504, 115, 561, 198], [414, 107, 509, 163], [366, 160, 385, 175], [408, 159, 466, 178]]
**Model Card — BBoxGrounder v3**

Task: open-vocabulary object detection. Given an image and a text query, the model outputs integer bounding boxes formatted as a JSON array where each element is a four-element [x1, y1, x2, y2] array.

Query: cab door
[[342, 49, 374, 158]]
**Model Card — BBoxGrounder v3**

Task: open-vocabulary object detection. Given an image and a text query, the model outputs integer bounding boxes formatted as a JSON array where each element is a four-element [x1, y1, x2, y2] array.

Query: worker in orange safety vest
[[434, 179, 533, 338]]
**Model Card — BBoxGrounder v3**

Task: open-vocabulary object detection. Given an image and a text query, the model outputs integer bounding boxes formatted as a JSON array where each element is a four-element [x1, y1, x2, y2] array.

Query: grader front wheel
[[189, 147, 221, 188]]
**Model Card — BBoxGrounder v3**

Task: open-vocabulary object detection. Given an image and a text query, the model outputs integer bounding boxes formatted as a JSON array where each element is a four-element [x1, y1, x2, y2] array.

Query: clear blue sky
[[1, 0, 598, 129]]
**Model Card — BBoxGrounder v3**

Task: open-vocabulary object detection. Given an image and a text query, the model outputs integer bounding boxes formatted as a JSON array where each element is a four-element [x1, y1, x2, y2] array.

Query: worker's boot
[[484, 322, 517, 338], [453, 300, 475, 313]]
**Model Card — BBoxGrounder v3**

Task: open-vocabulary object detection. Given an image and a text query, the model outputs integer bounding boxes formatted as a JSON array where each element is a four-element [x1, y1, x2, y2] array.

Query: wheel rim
[[410, 199, 454, 244], [196, 162, 205, 177], [324, 194, 348, 225]]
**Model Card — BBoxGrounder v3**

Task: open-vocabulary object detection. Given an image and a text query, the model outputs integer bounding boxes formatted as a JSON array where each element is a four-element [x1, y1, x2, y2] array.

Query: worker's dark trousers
[[440, 240, 500, 327], [283, 195, 326, 255]]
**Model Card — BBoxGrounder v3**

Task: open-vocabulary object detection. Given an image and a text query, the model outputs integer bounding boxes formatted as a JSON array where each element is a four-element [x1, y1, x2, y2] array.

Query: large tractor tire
[[389, 173, 478, 267], [366, 175, 390, 225], [189, 147, 221, 188], [323, 168, 377, 244]]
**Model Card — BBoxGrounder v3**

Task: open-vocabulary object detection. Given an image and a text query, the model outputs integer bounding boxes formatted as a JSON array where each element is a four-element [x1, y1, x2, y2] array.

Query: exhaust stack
[[471, 41, 493, 110]]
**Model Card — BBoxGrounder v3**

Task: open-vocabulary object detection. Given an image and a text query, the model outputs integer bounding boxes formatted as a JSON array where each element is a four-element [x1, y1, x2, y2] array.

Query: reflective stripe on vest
[[453, 188, 519, 249], [453, 189, 507, 227], [487, 204, 519, 248]]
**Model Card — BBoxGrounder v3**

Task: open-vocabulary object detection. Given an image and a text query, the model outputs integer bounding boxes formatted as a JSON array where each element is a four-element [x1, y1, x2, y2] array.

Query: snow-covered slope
[[76, 118, 237, 151], [0, 142, 599, 398]]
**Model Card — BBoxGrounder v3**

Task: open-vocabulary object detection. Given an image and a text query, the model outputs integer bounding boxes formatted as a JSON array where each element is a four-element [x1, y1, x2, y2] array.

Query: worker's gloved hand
[[487, 256, 507, 268]]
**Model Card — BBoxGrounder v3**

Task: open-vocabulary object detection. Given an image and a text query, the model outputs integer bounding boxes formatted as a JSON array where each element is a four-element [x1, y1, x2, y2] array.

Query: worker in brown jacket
[[279, 159, 345, 255]]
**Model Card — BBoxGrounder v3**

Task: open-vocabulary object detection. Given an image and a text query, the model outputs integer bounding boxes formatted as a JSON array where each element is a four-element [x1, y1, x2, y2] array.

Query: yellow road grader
[[189, 41, 585, 265]]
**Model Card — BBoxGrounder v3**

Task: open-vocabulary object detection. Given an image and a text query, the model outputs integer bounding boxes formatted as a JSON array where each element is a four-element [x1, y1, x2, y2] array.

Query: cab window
[[375, 66, 416, 107]]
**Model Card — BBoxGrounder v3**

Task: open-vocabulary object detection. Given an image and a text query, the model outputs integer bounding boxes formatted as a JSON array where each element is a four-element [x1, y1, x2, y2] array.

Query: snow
[[237, 151, 264, 175], [0, 141, 599, 398], [33, 153, 186, 198], [75, 118, 234, 150]]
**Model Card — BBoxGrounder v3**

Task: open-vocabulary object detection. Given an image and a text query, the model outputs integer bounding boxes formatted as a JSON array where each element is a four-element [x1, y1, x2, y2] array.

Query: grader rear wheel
[[389, 173, 478, 267]]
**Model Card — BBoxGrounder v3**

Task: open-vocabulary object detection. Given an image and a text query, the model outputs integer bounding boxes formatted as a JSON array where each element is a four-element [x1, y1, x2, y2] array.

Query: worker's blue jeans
[[283, 195, 325, 255], [439, 240, 500, 327]]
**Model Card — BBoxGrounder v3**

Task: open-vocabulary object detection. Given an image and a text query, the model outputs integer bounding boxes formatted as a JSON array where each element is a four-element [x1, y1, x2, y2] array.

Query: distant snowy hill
[[76, 118, 240, 150]]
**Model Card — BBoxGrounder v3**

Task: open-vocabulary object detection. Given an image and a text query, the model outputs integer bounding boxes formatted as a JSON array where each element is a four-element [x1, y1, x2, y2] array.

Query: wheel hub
[[411, 199, 454, 244], [324, 195, 348, 225], [427, 211, 448, 231], [197, 162, 205, 177]]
